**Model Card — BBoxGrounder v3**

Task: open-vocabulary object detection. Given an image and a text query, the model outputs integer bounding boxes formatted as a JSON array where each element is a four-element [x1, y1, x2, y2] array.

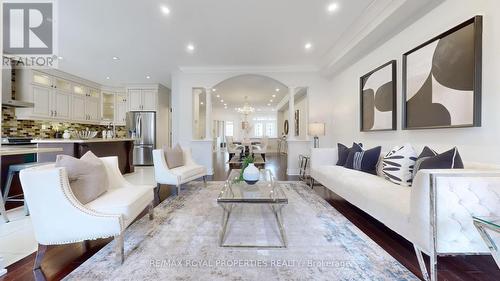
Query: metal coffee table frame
[[217, 169, 288, 248]]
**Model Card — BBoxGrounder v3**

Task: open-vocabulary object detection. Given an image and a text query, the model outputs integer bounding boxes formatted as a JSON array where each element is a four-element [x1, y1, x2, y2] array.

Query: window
[[265, 122, 275, 137], [254, 123, 263, 137], [225, 121, 234, 137], [252, 116, 277, 137]]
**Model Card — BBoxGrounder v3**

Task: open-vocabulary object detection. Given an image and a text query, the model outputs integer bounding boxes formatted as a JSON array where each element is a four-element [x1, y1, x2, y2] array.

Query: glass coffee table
[[473, 216, 500, 268], [217, 169, 288, 248]]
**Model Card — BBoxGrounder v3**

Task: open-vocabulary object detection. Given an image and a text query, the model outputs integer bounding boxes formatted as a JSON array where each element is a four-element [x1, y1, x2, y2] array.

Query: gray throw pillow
[[164, 144, 184, 169], [55, 151, 108, 204]]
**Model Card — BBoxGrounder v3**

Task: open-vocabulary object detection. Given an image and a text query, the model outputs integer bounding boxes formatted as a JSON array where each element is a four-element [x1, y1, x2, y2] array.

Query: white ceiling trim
[[178, 65, 319, 74], [319, 0, 406, 75]]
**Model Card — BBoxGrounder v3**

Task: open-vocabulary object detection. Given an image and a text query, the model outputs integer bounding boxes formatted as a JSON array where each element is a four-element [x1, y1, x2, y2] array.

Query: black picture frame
[[359, 60, 397, 132], [402, 16, 482, 130]]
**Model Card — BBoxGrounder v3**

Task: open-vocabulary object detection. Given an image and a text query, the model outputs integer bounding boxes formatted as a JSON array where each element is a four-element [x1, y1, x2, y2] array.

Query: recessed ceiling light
[[112, 56, 120, 60], [270, 100, 273, 102], [216, 94, 220, 98], [106, 76, 110, 80], [146, 75, 151, 79], [275, 88, 280, 92], [57, 56, 63, 60], [220, 99, 224, 103], [267, 103, 271, 106], [327, 2, 339, 13], [161, 5, 170, 15], [305, 42, 313, 50], [212, 88, 216, 92], [200, 102, 204, 105], [224, 104, 227, 106], [186, 43, 195, 52], [272, 94, 276, 98]]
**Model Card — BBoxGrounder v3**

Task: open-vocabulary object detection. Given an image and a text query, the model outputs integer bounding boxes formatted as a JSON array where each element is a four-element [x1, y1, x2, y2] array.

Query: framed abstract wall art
[[360, 60, 397, 132], [402, 16, 482, 130]]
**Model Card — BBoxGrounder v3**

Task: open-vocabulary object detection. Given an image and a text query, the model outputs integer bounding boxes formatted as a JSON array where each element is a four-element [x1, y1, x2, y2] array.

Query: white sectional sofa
[[310, 148, 500, 281]]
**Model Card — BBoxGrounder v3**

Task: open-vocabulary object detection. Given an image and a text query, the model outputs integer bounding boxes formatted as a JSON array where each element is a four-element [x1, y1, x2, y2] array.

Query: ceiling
[[55, 0, 442, 87], [209, 74, 287, 111]]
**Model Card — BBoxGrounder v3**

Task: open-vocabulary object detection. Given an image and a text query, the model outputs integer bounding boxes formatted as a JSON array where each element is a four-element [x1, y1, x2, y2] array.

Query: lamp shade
[[308, 123, 325, 136]]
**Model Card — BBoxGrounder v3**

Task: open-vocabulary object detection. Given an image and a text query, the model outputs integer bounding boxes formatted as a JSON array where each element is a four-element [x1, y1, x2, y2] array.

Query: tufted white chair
[[19, 156, 155, 280], [152, 148, 207, 196]]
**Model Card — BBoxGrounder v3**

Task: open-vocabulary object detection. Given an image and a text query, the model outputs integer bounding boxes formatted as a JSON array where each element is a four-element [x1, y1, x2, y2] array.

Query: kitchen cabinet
[[101, 92, 115, 122], [52, 91, 71, 119], [31, 86, 51, 117], [72, 95, 86, 121], [128, 89, 157, 111], [115, 93, 128, 125], [86, 98, 101, 121]]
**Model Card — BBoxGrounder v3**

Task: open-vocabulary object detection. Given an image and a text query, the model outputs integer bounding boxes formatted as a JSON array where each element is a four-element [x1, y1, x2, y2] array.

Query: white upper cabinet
[[72, 95, 86, 121], [31, 86, 51, 117], [32, 72, 52, 87], [86, 98, 101, 121], [128, 88, 158, 111], [52, 91, 71, 119], [142, 89, 157, 111], [101, 92, 115, 122], [114, 93, 128, 125], [128, 89, 143, 111]]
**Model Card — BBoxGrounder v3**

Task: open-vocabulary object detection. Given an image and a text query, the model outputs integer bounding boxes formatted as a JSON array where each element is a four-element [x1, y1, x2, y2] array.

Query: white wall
[[327, 0, 500, 164]]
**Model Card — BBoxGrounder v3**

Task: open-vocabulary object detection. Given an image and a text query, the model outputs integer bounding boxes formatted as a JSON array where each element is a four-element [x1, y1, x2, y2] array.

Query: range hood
[[2, 58, 34, 108]]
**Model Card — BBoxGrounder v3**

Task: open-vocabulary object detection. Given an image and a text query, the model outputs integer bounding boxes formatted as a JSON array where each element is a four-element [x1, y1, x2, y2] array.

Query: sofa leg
[[203, 176, 207, 187], [176, 184, 181, 195], [115, 234, 124, 265], [413, 245, 430, 281], [33, 244, 48, 281], [148, 201, 154, 220], [309, 178, 314, 189]]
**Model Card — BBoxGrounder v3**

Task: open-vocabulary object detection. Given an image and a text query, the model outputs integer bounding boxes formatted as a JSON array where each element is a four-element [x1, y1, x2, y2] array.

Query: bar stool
[[1, 162, 48, 222]]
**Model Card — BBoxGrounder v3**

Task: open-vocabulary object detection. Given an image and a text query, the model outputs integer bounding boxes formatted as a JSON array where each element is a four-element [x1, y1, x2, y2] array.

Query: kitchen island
[[32, 138, 136, 174]]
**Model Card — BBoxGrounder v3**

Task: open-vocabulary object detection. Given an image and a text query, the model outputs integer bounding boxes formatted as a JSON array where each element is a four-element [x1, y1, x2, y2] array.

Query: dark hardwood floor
[[2, 152, 498, 281]]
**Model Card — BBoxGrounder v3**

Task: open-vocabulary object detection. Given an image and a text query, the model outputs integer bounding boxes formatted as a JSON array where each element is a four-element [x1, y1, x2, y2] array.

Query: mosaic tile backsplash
[[2, 106, 127, 138]]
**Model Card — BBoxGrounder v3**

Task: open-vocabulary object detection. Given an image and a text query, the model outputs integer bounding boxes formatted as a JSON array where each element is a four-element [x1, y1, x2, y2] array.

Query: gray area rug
[[65, 181, 418, 280]]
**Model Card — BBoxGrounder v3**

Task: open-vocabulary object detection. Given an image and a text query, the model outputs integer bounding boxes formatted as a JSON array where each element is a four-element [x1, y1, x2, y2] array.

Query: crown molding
[[319, 0, 445, 78], [177, 65, 319, 74]]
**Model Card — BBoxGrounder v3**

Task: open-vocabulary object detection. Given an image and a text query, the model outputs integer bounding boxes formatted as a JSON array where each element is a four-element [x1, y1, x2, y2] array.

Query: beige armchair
[[19, 156, 155, 280]]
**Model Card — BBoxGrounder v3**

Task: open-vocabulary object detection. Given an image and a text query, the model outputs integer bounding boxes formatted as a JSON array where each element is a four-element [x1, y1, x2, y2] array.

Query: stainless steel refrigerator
[[126, 112, 156, 166]]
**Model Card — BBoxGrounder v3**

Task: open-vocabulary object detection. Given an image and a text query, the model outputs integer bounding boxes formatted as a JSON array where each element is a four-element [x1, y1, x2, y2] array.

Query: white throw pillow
[[381, 144, 417, 187]]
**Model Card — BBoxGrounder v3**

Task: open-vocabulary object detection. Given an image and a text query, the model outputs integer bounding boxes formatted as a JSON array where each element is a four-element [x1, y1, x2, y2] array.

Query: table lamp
[[308, 123, 325, 148]]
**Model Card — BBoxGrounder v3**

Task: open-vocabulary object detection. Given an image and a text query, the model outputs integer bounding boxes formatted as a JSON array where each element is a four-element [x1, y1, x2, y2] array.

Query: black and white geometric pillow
[[382, 144, 417, 186]]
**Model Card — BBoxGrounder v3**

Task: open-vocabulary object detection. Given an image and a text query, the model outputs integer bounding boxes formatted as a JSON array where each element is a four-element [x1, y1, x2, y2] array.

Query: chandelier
[[236, 96, 255, 115]]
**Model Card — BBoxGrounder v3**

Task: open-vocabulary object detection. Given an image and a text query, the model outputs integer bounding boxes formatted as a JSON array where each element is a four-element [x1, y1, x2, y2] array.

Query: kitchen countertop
[[31, 138, 137, 143], [0, 146, 63, 156]]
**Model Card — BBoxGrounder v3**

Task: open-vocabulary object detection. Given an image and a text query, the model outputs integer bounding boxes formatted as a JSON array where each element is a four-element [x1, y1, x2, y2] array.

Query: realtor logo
[[3, 1, 57, 68]]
